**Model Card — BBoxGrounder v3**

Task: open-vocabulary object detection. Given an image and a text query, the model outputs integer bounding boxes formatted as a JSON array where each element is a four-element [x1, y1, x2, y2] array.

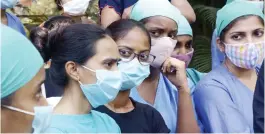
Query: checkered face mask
[[224, 42, 264, 69]]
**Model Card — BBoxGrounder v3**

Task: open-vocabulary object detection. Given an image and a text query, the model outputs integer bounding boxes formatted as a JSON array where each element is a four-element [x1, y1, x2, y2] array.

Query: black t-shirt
[[94, 98, 170, 133]]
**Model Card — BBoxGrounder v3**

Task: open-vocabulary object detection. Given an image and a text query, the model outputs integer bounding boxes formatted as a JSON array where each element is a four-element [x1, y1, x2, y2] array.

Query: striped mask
[[224, 42, 264, 69]]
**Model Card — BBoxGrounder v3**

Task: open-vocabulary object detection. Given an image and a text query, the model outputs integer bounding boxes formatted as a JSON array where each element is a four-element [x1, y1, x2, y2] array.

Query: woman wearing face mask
[[55, 0, 95, 24], [194, 1, 264, 132], [41, 24, 121, 133], [171, 15, 206, 87], [95, 19, 169, 133], [211, 0, 264, 69], [129, 0, 201, 133], [1, 0, 34, 36], [1, 24, 51, 133], [30, 15, 75, 98]]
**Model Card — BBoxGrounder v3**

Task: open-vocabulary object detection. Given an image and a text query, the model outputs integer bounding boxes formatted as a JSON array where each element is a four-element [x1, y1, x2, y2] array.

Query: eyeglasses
[[118, 48, 156, 66]]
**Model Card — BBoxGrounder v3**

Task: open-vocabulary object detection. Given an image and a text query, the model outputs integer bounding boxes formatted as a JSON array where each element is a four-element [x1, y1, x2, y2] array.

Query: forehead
[[116, 27, 150, 51], [144, 16, 177, 31], [228, 16, 264, 33], [93, 36, 120, 59], [176, 35, 193, 42]]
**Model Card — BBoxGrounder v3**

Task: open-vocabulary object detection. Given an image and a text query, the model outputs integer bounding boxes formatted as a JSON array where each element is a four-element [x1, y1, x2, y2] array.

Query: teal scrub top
[[44, 110, 121, 133]]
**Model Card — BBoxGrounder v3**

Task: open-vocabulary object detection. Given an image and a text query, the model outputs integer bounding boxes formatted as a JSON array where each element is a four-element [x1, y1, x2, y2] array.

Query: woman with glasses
[[128, 0, 200, 133], [95, 19, 169, 133]]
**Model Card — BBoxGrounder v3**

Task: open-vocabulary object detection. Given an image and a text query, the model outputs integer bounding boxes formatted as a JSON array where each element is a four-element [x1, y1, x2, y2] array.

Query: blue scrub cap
[[216, 0, 264, 37], [177, 15, 193, 37], [1, 24, 43, 98], [130, 0, 182, 26]]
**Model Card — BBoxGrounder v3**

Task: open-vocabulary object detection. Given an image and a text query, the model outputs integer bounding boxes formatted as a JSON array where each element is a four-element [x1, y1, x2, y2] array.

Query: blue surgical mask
[[118, 58, 150, 90], [1, 0, 19, 9], [2, 105, 53, 133], [79, 66, 122, 108]]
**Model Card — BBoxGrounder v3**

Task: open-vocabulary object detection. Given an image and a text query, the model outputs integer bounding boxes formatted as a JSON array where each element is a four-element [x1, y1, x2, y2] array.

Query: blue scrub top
[[194, 65, 258, 133], [5, 12, 26, 36], [130, 73, 203, 133], [44, 110, 121, 133], [211, 29, 225, 69]]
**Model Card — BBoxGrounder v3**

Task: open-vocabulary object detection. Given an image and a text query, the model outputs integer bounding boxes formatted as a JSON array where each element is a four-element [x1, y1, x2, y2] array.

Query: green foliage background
[[12, 0, 225, 73]]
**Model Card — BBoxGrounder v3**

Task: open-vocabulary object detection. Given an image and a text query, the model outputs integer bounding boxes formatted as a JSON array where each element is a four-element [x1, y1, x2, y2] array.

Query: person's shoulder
[[91, 110, 117, 123], [91, 110, 121, 132]]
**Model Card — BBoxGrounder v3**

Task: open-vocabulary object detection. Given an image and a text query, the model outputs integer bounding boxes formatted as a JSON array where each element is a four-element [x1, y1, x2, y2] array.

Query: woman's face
[[2, 67, 47, 132], [79, 36, 120, 84], [223, 16, 264, 44], [172, 35, 193, 55], [144, 16, 177, 39], [116, 27, 151, 63]]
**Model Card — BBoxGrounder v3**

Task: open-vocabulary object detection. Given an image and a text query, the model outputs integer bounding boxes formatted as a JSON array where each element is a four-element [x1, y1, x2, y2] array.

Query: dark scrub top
[[253, 61, 264, 133], [95, 98, 170, 133]]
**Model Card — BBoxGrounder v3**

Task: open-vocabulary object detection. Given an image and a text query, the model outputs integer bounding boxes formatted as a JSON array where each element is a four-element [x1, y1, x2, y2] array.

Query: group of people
[[1, 0, 264, 133]]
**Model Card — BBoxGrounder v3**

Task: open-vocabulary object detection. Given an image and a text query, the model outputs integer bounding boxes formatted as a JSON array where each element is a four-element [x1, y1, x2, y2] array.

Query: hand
[[162, 57, 190, 93], [122, 5, 133, 19]]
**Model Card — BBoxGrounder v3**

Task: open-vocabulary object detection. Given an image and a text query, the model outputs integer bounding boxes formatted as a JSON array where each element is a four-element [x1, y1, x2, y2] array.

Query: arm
[[194, 84, 252, 132], [100, 6, 121, 28], [253, 62, 264, 133], [162, 58, 200, 133], [171, 0, 196, 23], [99, 0, 121, 28]]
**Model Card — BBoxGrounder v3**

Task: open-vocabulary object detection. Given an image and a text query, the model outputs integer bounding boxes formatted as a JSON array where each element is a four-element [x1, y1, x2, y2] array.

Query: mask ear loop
[[2, 105, 35, 116]]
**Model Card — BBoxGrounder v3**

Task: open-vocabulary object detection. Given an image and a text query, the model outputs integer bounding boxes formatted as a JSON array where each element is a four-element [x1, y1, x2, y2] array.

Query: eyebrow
[[118, 46, 150, 54], [102, 58, 121, 63]]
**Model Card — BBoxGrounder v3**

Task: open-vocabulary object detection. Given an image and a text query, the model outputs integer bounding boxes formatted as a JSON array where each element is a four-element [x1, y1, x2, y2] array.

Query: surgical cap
[[1, 24, 43, 98], [130, 0, 182, 26], [216, 0, 264, 36], [177, 15, 193, 37]]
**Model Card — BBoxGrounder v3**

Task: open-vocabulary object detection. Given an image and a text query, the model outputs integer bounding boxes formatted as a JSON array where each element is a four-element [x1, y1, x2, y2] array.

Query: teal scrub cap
[[1, 24, 43, 99], [130, 0, 182, 25], [177, 15, 193, 37], [216, 0, 264, 37]]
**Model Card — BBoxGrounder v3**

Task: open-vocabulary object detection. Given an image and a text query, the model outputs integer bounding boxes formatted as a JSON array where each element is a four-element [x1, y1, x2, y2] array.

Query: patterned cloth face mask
[[224, 41, 264, 69]]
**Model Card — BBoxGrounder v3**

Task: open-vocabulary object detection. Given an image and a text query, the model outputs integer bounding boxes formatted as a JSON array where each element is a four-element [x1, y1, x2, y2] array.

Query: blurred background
[[10, 0, 226, 73]]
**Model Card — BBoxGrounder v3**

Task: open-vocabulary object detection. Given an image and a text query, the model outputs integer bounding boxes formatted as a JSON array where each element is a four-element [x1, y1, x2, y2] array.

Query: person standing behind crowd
[[1, 0, 32, 36], [1, 24, 52, 133], [99, 0, 196, 28], [211, 0, 264, 69], [30, 15, 75, 98], [95, 19, 170, 133], [129, 0, 201, 133], [194, 1, 264, 132], [171, 15, 206, 86], [34, 24, 121, 133]]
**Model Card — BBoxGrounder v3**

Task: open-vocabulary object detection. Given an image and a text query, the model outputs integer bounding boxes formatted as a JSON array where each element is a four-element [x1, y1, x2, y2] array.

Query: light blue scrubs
[[211, 29, 225, 69], [194, 65, 258, 133], [44, 110, 121, 133], [5, 12, 26, 36], [130, 73, 202, 133]]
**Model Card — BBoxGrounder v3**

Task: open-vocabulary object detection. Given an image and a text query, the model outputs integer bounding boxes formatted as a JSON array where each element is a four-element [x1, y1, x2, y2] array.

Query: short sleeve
[[152, 108, 170, 133], [194, 83, 252, 133], [99, 0, 137, 15], [99, 0, 123, 15]]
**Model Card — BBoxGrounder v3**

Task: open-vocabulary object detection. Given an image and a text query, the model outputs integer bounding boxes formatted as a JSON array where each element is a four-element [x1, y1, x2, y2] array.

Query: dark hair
[[47, 24, 111, 87], [107, 19, 151, 45], [220, 15, 264, 41], [30, 16, 75, 62]]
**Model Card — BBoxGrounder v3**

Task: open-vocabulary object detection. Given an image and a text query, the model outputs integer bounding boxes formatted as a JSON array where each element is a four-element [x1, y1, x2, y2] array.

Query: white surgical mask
[[62, 0, 91, 16], [2, 105, 53, 133]]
